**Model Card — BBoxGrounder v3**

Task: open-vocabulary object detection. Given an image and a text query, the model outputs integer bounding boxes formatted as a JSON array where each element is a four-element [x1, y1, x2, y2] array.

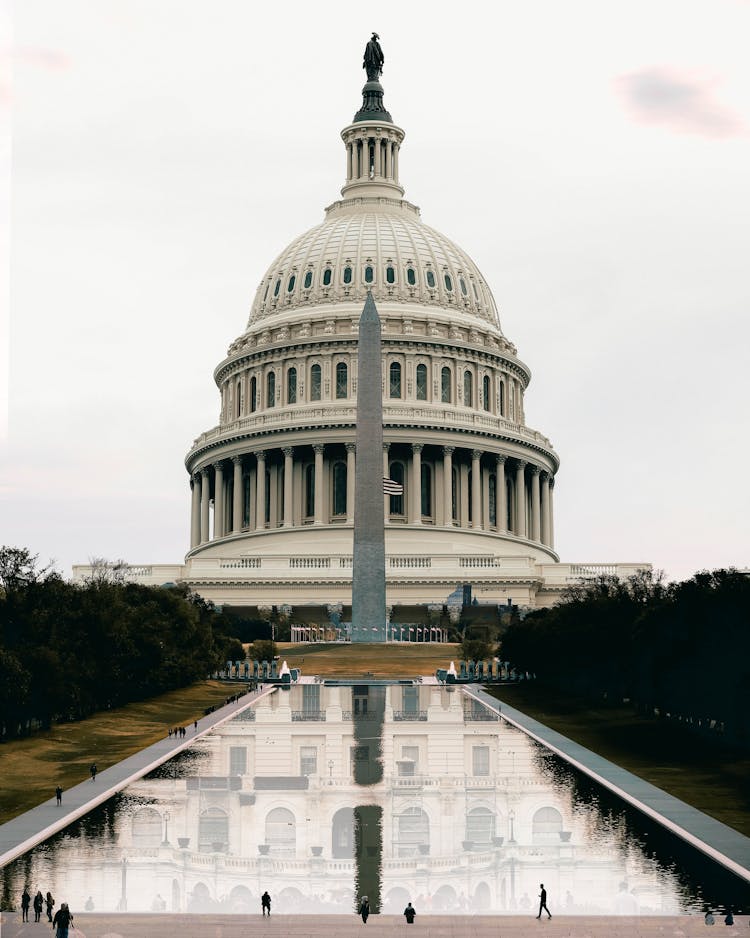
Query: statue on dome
[[363, 32, 384, 81]]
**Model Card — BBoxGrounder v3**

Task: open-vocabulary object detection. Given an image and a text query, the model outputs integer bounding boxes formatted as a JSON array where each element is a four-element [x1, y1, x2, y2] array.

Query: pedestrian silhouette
[[55, 785, 62, 805], [261, 890, 271, 916], [33, 889, 44, 922], [46, 890, 55, 921], [404, 901, 416, 923], [537, 883, 551, 919], [52, 901, 73, 938], [21, 887, 30, 922], [359, 895, 370, 923], [90, 763, 97, 781]]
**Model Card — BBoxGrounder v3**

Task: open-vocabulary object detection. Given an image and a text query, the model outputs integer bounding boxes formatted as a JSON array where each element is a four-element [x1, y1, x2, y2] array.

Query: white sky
[[1, 0, 749, 582]]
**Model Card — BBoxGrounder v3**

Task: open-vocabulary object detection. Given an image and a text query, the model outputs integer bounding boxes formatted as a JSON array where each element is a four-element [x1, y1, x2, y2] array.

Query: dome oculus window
[[287, 274, 296, 293], [364, 265, 374, 283], [310, 363, 322, 401], [426, 270, 436, 288], [335, 362, 348, 399], [323, 268, 332, 287], [416, 363, 427, 400], [287, 367, 297, 404], [441, 367, 451, 403], [444, 274, 453, 292], [386, 266, 395, 284], [389, 361, 402, 398], [267, 371, 276, 409], [304, 270, 313, 288], [343, 266, 352, 285], [407, 267, 416, 286], [273, 279, 281, 297]]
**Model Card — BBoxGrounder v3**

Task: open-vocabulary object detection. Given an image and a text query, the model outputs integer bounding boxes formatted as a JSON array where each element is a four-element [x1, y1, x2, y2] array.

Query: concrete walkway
[[0, 685, 274, 869], [468, 686, 750, 882], [0, 913, 747, 938]]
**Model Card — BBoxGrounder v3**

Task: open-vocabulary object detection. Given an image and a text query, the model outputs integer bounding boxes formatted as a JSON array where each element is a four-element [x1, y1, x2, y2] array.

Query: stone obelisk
[[351, 292, 387, 642]]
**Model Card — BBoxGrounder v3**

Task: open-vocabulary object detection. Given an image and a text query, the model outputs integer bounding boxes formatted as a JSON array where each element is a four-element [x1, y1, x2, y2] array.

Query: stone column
[[541, 472, 551, 546], [232, 456, 243, 534], [384, 140, 391, 179], [383, 442, 390, 523], [313, 443, 324, 524], [393, 144, 399, 183], [443, 445, 454, 525], [374, 136, 382, 176], [190, 473, 201, 548], [200, 467, 210, 543], [283, 447, 294, 528], [255, 451, 266, 530], [549, 477, 555, 549], [515, 460, 527, 538], [530, 465, 541, 542], [471, 449, 482, 529], [496, 455, 507, 533], [410, 443, 423, 523], [213, 463, 225, 539], [346, 142, 353, 181], [346, 443, 356, 523]]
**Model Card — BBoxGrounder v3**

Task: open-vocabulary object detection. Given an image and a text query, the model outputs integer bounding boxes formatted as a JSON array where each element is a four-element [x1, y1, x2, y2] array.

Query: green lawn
[[275, 641, 460, 678], [488, 682, 750, 837]]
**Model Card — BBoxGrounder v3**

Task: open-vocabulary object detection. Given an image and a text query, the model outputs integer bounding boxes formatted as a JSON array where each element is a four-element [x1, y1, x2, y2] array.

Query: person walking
[[21, 887, 30, 922], [536, 883, 551, 919], [46, 891, 55, 922], [404, 901, 416, 923], [55, 785, 62, 806], [33, 889, 44, 922], [359, 895, 370, 923], [261, 890, 271, 916], [90, 762, 97, 782], [52, 902, 73, 938]]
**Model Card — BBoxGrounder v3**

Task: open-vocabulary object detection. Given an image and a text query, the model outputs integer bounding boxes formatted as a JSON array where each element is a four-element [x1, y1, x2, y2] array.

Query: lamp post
[[162, 810, 171, 845], [328, 759, 334, 779], [508, 809, 515, 844]]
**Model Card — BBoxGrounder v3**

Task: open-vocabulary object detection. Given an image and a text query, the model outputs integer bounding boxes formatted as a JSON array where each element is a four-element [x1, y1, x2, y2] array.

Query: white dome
[[247, 200, 501, 333]]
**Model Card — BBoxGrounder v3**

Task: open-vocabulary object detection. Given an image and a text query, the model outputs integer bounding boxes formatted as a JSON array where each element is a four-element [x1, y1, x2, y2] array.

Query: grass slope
[[275, 642, 460, 678]]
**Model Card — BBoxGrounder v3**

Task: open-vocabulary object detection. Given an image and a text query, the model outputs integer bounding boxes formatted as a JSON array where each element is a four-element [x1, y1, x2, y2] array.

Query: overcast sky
[[2, 0, 749, 583]]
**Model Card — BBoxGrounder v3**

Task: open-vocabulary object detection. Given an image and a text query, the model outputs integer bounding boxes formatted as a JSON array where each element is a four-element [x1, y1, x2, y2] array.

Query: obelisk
[[351, 292, 387, 642]]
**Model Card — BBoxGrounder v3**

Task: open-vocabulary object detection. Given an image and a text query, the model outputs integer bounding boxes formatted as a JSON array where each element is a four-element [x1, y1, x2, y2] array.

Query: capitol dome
[[181, 53, 566, 617]]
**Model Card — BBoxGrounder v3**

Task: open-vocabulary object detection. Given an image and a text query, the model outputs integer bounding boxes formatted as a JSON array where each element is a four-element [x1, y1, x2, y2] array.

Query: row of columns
[[189, 444, 555, 550], [345, 135, 400, 184]]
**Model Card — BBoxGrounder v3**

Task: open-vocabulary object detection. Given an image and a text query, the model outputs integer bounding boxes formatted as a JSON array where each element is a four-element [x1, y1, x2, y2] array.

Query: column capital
[[549, 476, 555, 489], [212, 461, 224, 473], [412, 443, 424, 454], [471, 449, 482, 461], [443, 445, 455, 456], [515, 459, 527, 472], [382, 442, 390, 453], [256, 450, 267, 463], [282, 446, 294, 458], [192, 472, 201, 485], [313, 443, 325, 455], [200, 466, 210, 478], [530, 464, 542, 476], [495, 454, 507, 465], [231, 455, 243, 466], [346, 442, 356, 454]]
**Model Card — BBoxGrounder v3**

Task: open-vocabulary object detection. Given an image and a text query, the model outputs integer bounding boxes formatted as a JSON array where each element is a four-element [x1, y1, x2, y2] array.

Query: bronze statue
[[363, 32, 384, 81]]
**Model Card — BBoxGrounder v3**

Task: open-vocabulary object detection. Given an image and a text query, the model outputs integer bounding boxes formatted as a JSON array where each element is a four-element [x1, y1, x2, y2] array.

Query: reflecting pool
[[2, 683, 749, 915]]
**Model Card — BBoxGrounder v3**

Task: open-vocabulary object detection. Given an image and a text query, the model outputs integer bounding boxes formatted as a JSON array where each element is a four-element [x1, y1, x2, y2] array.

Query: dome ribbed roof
[[246, 200, 502, 334]]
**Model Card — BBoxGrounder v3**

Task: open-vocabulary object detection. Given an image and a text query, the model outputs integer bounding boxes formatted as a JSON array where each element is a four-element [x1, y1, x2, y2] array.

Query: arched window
[[322, 268, 332, 286], [498, 381, 505, 416], [343, 266, 352, 285], [333, 461, 347, 515], [199, 807, 229, 853], [305, 464, 315, 517], [132, 807, 162, 847], [489, 474, 497, 526], [364, 265, 374, 283], [444, 273, 453, 292], [421, 463, 432, 517], [336, 362, 348, 399], [332, 807, 355, 858], [426, 269, 436, 288], [389, 461, 404, 515], [397, 807, 430, 858], [483, 375, 491, 412], [265, 807, 295, 857], [407, 267, 416, 286], [386, 265, 395, 284], [310, 363, 322, 401], [465, 807, 495, 845], [287, 274, 296, 293], [236, 380, 243, 418], [303, 270, 313, 288], [273, 279, 281, 297], [532, 807, 563, 844], [250, 376, 257, 413], [460, 277, 468, 296], [463, 370, 473, 407], [266, 371, 275, 408], [389, 361, 402, 398], [287, 367, 297, 404], [416, 363, 427, 400], [441, 367, 452, 403]]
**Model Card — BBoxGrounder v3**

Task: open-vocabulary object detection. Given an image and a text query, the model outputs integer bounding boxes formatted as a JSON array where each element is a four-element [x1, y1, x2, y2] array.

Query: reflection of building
[[8, 685, 683, 914], [73, 46, 648, 612]]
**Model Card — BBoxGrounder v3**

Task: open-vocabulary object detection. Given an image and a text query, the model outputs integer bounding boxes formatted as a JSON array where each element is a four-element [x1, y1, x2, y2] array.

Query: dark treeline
[[0, 547, 245, 740], [502, 568, 750, 749]]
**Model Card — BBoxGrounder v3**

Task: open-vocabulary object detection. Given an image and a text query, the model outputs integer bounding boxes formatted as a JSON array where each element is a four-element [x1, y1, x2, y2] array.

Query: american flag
[[383, 477, 404, 495]]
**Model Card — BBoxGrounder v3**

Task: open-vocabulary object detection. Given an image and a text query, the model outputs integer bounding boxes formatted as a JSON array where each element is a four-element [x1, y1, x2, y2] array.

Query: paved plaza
[[0, 913, 747, 938]]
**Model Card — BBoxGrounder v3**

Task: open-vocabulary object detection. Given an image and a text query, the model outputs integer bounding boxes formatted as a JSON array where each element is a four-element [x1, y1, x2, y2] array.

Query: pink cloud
[[614, 66, 745, 138]]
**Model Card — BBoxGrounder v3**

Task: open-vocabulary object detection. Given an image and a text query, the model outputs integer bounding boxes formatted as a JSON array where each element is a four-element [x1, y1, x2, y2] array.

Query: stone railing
[[392, 710, 428, 721], [291, 710, 326, 722]]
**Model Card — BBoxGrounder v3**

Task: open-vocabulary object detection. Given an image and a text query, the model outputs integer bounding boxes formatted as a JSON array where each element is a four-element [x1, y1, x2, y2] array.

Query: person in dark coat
[[55, 785, 62, 805], [52, 902, 73, 938], [404, 901, 416, 923], [359, 895, 370, 923], [46, 891, 55, 921], [90, 763, 97, 781], [536, 883, 551, 919], [261, 891, 271, 916], [21, 887, 30, 921]]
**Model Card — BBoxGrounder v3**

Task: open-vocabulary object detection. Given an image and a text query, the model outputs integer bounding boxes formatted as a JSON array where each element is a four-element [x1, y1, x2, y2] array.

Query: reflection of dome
[[180, 54, 570, 611]]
